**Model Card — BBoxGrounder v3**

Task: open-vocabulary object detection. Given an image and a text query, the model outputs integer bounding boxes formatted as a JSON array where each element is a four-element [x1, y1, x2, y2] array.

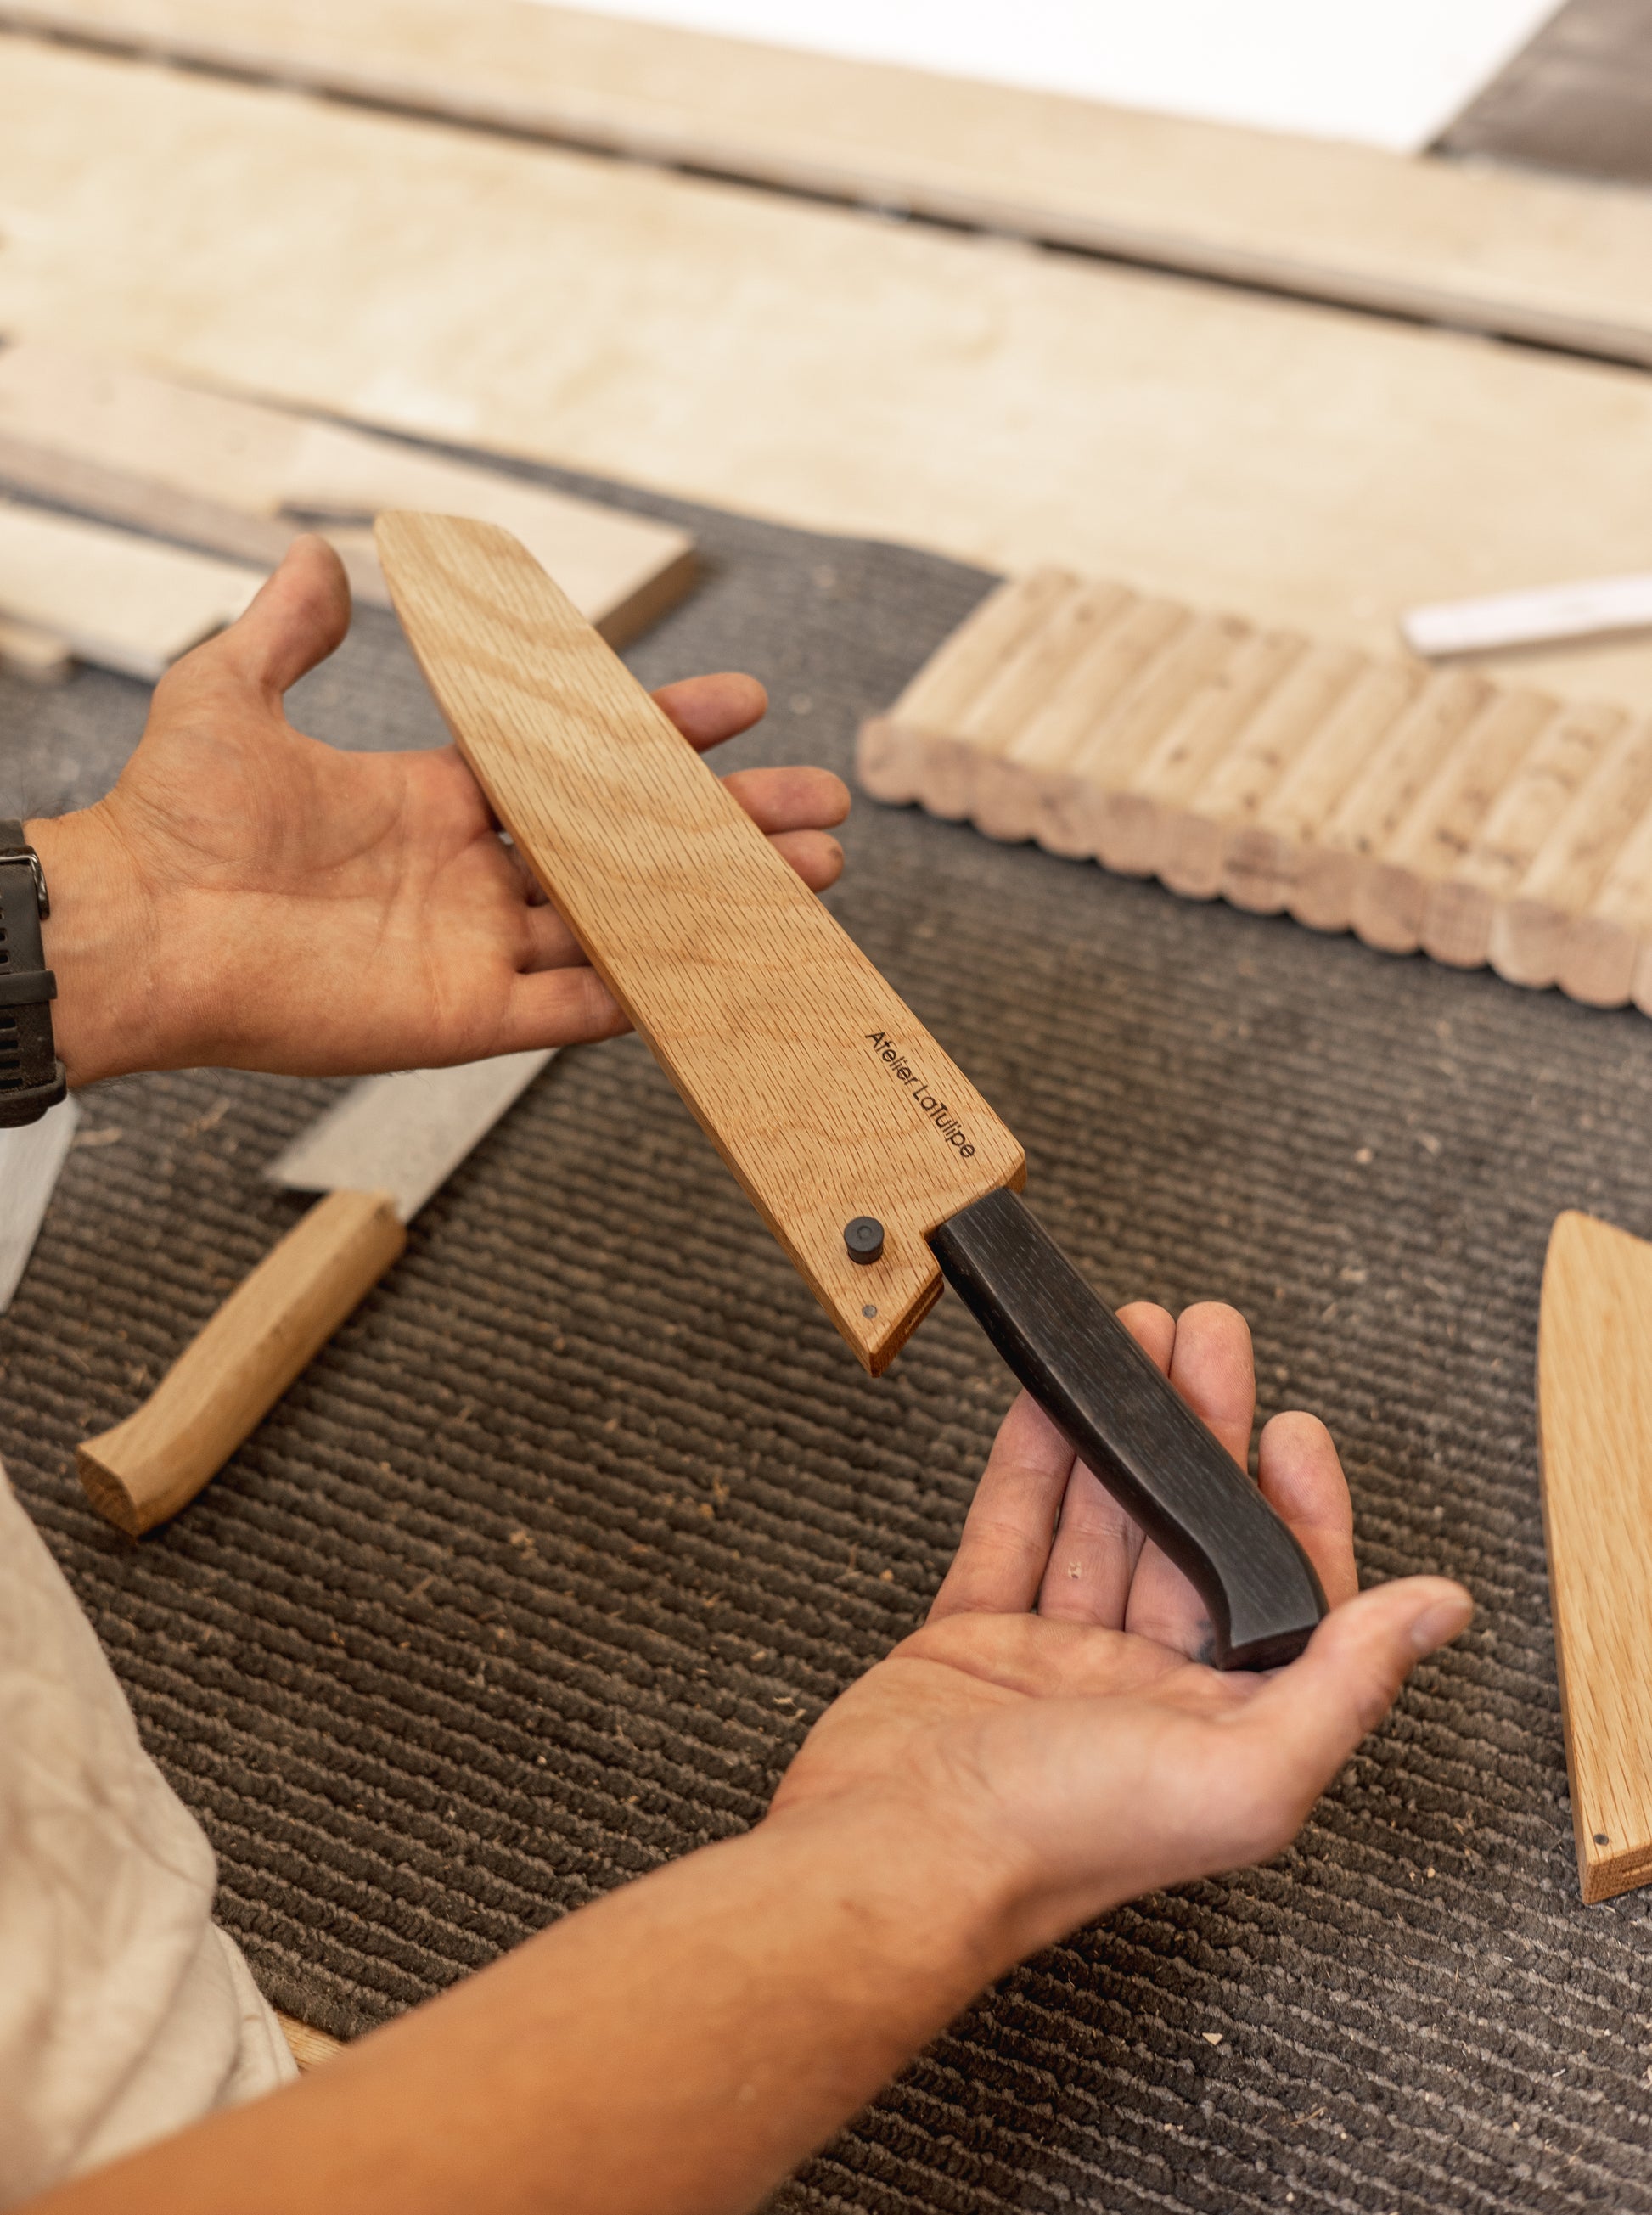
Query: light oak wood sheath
[[77, 1189, 404, 1535], [1537, 1212, 1652, 1903], [375, 513, 1024, 1373]]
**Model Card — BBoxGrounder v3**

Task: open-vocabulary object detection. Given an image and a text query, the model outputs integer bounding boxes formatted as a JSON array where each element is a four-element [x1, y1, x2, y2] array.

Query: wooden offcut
[[11, 0, 1652, 369], [860, 571, 1652, 1014], [1537, 1210, 1652, 1903], [0, 613, 70, 683], [0, 496, 264, 679], [0, 344, 696, 647], [377, 513, 1025, 1373]]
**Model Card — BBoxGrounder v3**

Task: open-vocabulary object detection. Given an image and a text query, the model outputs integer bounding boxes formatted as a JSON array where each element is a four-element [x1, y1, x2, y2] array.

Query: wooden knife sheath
[[376, 511, 1025, 1373]]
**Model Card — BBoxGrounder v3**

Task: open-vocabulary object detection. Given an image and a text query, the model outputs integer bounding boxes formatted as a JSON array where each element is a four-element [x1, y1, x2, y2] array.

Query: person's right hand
[[770, 1301, 1472, 1960], [32, 536, 849, 1087]]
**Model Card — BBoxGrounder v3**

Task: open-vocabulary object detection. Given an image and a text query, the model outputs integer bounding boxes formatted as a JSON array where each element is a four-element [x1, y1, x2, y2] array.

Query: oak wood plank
[[1491, 715, 1652, 989], [19, 40, 1652, 711], [18, 0, 1652, 372], [378, 514, 1024, 1373], [1158, 644, 1368, 900], [1075, 612, 1253, 870], [1564, 801, 1652, 1008], [858, 570, 1078, 811], [1537, 1209, 1652, 1902], [0, 343, 694, 645], [1222, 663, 1420, 915], [0, 495, 263, 680], [1102, 629, 1306, 880], [1289, 669, 1494, 935], [0, 614, 71, 683], [1422, 700, 1627, 969], [1350, 688, 1555, 956], [976, 597, 1185, 846]]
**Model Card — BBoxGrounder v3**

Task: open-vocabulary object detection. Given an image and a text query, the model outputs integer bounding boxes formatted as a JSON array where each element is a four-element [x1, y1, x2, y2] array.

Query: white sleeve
[[0, 1461, 297, 2207]]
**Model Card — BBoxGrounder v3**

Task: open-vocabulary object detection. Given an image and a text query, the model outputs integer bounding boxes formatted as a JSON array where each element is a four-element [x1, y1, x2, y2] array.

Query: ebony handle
[[928, 1188, 1326, 1670]]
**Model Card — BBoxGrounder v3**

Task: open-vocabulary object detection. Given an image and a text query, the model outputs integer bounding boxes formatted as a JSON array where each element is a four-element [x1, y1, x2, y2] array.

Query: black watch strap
[[0, 818, 66, 1127]]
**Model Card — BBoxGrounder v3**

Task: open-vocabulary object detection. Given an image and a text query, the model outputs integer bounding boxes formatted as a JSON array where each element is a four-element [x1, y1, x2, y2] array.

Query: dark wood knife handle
[[929, 1188, 1327, 1670]]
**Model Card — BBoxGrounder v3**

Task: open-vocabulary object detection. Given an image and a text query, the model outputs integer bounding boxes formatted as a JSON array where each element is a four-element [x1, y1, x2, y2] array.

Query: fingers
[[1226, 1577, 1474, 1858], [722, 765, 851, 837], [1034, 1302, 1172, 1628], [1257, 1410, 1357, 1608], [497, 963, 632, 1054], [194, 534, 352, 698], [928, 1392, 1077, 1622], [1165, 1301, 1254, 1466], [653, 672, 768, 751], [1121, 1303, 1257, 1654], [767, 829, 844, 892]]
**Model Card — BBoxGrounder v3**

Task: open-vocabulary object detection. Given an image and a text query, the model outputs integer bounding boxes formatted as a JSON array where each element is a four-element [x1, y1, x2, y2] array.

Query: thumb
[[1240, 1575, 1473, 1814], [205, 532, 351, 697]]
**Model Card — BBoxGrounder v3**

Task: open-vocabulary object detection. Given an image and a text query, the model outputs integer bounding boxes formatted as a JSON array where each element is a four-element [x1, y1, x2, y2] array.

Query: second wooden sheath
[[377, 510, 1025, 1372]]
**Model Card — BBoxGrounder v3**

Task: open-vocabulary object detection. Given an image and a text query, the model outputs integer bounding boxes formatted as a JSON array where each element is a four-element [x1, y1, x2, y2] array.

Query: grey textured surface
[[3, 452, 1652, 2211], [1439, 0, 1652, 187]]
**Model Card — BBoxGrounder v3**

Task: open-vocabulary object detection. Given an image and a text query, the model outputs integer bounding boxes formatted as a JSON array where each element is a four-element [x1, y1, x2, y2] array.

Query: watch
[[0, 819, 66, 1126]]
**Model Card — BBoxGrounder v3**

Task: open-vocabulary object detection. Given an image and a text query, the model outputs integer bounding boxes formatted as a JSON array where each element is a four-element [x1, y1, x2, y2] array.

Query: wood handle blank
[[77, 1189, 406, 1536]]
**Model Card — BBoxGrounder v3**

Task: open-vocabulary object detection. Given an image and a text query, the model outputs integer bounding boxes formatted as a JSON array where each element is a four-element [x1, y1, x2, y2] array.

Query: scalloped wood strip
[[860, 572, 1652, 1014]]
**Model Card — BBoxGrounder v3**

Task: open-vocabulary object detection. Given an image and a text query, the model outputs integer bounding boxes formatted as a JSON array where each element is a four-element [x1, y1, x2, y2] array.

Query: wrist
[[27, 805, 164, 1086], [758, 1785, 1036, 1993]]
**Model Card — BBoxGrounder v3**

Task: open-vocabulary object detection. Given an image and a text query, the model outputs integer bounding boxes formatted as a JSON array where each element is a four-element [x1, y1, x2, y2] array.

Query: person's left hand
[[769, 1301, 1471, 1961], [32, 536, 849, 1085]]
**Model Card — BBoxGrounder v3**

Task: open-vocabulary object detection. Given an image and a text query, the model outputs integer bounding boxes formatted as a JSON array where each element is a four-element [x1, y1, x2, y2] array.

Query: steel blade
[[265, 1048, 553, 1221]]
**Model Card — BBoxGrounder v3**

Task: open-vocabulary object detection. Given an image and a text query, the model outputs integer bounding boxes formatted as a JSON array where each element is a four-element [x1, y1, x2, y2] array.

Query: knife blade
[[77, 1049, 551, 1536], [376, 513, 1326, 1668], [0, 1093, 79, 1313]]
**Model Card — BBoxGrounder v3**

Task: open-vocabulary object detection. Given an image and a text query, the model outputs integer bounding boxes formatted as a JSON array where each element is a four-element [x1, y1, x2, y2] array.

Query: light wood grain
[[1223, 663, 1421, 916], [1074, 612, 1252, 869], [377, 514, 1024, 1374], [1565, 802, 1652, 1008], [1289, 669, 1494, 936], [0, 613, 70, 683], [14, 0, 1652, 374], [1351, 688, 1556, 956], [979, 596, 1187, 847], [862, 565, 1652, 1019], [1537, 1210, 1652, 1903], [857, 569, 1080, 818], [77, 1189, 405, 1535], [1492, 716, 1652, 991], [0, 495, 264, 681], [277, 2014, 344, 2071], [16, 43, 1652, 712], [1423, 700, 1627, 970], [1099, 628, 1305, 880], [0, 344, 694, 647], [1160, 643, 1368, 901]]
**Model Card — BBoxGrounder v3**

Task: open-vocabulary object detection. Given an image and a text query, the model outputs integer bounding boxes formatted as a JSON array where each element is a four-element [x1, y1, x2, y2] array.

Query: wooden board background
[[8, 41, 1652, 712], [9, 0, 1652, 368]]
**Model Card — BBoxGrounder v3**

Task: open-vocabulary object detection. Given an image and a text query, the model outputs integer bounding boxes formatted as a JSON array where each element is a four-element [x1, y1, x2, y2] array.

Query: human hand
[[770, 1301, 1472, 1963], [31, 537, 849, 1085]]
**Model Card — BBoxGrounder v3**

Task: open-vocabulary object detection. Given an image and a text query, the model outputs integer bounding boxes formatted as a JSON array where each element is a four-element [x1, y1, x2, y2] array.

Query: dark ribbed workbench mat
[[3, 457, 1651, 2213]]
